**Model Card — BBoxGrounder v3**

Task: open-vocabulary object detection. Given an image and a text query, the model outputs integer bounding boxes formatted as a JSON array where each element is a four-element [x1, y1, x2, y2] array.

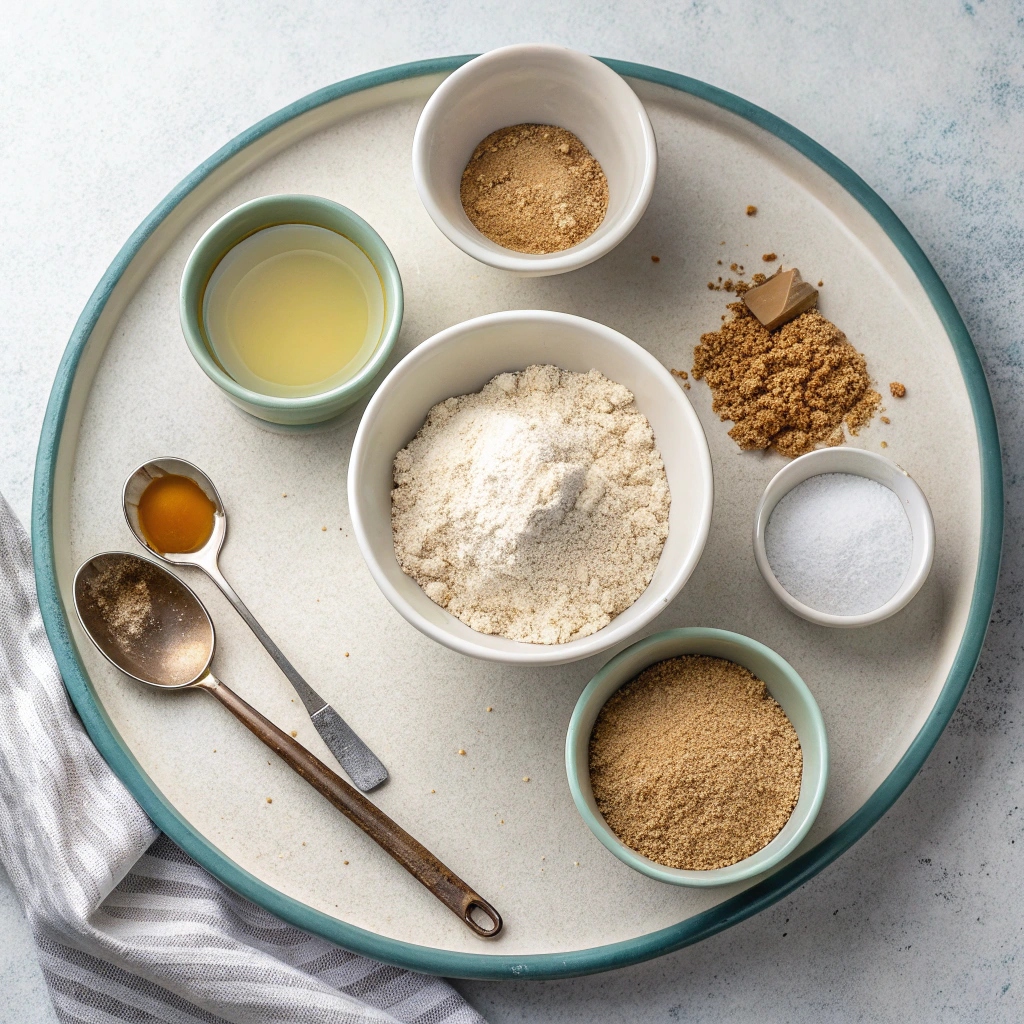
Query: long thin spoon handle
[[196, 673, 502, 938], [200, 559, 388, 793]]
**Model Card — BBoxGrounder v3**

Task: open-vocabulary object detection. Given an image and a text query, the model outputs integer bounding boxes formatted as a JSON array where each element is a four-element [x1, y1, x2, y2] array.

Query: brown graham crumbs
[[460, 124, 608, 254], [691, 301, 881, 457], [589, 656, 802, 871], [762, 252, 778, 262], [746, 205, 758, 216], [890, 381, 907, 398]]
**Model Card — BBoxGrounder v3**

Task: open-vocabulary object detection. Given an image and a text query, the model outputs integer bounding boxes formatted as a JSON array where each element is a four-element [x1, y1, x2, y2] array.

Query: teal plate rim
[[31, 56, 1003, 980]]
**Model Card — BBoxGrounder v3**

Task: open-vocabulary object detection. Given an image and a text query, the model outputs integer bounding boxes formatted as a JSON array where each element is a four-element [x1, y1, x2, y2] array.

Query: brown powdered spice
[[691, 300, 881, 457], [84, 556, 156, 650], [589, 656, 802, 871], [460, 124, 608, 254]]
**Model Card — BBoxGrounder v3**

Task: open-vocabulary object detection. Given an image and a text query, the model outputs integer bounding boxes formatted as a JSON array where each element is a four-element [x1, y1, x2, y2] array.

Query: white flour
[[391, 365, 671, 644]]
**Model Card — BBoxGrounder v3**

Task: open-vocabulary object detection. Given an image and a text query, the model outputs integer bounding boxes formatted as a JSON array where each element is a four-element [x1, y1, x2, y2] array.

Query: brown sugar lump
[[460, 124, 609, 254], [589, 656, 803, 870], [743, 267, 818, 330], [691, 301, 881, 458]]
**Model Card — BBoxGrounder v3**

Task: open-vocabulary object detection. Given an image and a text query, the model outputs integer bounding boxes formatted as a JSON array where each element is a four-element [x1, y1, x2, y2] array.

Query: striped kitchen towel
[[0, 492, 484, 1024]]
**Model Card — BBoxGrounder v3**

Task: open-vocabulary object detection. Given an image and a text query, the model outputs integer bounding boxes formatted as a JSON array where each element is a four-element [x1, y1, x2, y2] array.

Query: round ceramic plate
[[33, 57, 1001, 979]]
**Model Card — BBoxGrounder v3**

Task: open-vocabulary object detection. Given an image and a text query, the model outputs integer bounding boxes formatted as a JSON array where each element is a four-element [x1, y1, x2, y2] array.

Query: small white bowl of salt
[[753, 448, 934, 628]]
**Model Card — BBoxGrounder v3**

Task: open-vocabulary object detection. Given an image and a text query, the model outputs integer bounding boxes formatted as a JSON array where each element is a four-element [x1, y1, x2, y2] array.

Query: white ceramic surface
[[753, 448, 935, 628], [49, 74, 981, 958], [412, 45, 657, 276], [349, 310, 713, 665], [565, 628, 828, 886]]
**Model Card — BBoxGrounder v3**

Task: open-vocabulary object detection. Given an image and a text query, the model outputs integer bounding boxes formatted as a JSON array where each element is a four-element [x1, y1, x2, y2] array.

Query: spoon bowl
[[123, 457, 226, 565], [74, 551, 213, 688]]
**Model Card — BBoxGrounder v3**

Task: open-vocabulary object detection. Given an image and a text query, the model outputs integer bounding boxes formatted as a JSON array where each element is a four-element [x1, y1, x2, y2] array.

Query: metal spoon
[[123, 457, 387, 792], [73, 551, 502, 938]]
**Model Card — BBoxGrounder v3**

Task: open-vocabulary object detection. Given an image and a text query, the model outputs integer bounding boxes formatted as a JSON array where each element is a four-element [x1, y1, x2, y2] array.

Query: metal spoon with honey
[[123, 457, 388, 792], [73, 551, 501, 938]]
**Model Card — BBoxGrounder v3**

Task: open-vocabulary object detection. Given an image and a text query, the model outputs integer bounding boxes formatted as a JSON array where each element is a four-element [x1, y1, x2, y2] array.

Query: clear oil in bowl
[[201, 223, 385, 398]]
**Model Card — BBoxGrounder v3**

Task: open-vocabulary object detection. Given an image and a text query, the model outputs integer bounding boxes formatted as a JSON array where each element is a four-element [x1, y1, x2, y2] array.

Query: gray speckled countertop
[[2, 2, 1022, 1020]]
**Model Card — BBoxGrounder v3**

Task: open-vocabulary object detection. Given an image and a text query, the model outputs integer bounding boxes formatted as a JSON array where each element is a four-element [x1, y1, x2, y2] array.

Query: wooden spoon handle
[[197, 673, 502, 938]]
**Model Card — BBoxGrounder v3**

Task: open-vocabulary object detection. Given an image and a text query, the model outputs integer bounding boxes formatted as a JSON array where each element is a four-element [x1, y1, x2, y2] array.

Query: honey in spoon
[[137, 474, 216, 554]]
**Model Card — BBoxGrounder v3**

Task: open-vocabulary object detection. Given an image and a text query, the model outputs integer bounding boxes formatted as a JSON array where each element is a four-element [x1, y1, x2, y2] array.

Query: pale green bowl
[[565, 627, 829, 887], [180, 194, 403, 427]]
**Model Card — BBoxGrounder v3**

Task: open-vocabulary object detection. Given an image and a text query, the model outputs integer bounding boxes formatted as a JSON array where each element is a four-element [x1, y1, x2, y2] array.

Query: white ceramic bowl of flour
[[412, 45, 658, 277], [349, 310, 713, 665], [753, 448, 935, 628]]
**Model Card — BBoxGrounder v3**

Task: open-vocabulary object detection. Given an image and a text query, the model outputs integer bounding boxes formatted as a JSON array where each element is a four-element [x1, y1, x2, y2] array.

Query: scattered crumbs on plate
[[651, 255, 660, 263], [881, 441, 888, 448], [458, 749, 466, 756], [881, 415, 891, 424], [763, 252, 777, 262], [486, 706, 493, 712], [746, 205, 757, 216], [290, 730, 297, 737], [890, 381, 907, 398], [266, 797, 273, 804], [818, 280, 824, 287], [523, 776, 530, 782], [343, 860, 349, 865], [344, 652, 350, 658], [670, 368, 688, 379], [321, 526, 327, 531]]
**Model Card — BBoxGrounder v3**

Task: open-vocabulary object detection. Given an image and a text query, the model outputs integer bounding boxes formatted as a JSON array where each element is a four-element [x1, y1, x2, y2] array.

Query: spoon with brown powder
[[73, 551, 502, 939]]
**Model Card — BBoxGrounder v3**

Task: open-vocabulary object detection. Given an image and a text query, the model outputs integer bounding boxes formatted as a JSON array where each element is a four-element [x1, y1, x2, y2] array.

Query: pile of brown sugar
[[691, 291, 881, 457], [460, 123, 609, 254], [589, 656, 803, 871]]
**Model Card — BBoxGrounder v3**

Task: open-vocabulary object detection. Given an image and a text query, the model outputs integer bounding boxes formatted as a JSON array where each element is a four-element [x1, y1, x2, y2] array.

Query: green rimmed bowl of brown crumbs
[[565, 627, 828, 886]]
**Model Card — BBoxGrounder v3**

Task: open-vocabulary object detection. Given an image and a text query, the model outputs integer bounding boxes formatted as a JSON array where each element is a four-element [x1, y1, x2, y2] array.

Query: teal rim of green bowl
[[179, 193, 404, 413], [32, 57, 1002, 980], [566, 627, 829, 887]]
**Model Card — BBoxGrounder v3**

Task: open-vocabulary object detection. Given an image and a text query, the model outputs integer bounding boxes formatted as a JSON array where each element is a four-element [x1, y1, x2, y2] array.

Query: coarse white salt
[[764, 472, 913, 616]]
